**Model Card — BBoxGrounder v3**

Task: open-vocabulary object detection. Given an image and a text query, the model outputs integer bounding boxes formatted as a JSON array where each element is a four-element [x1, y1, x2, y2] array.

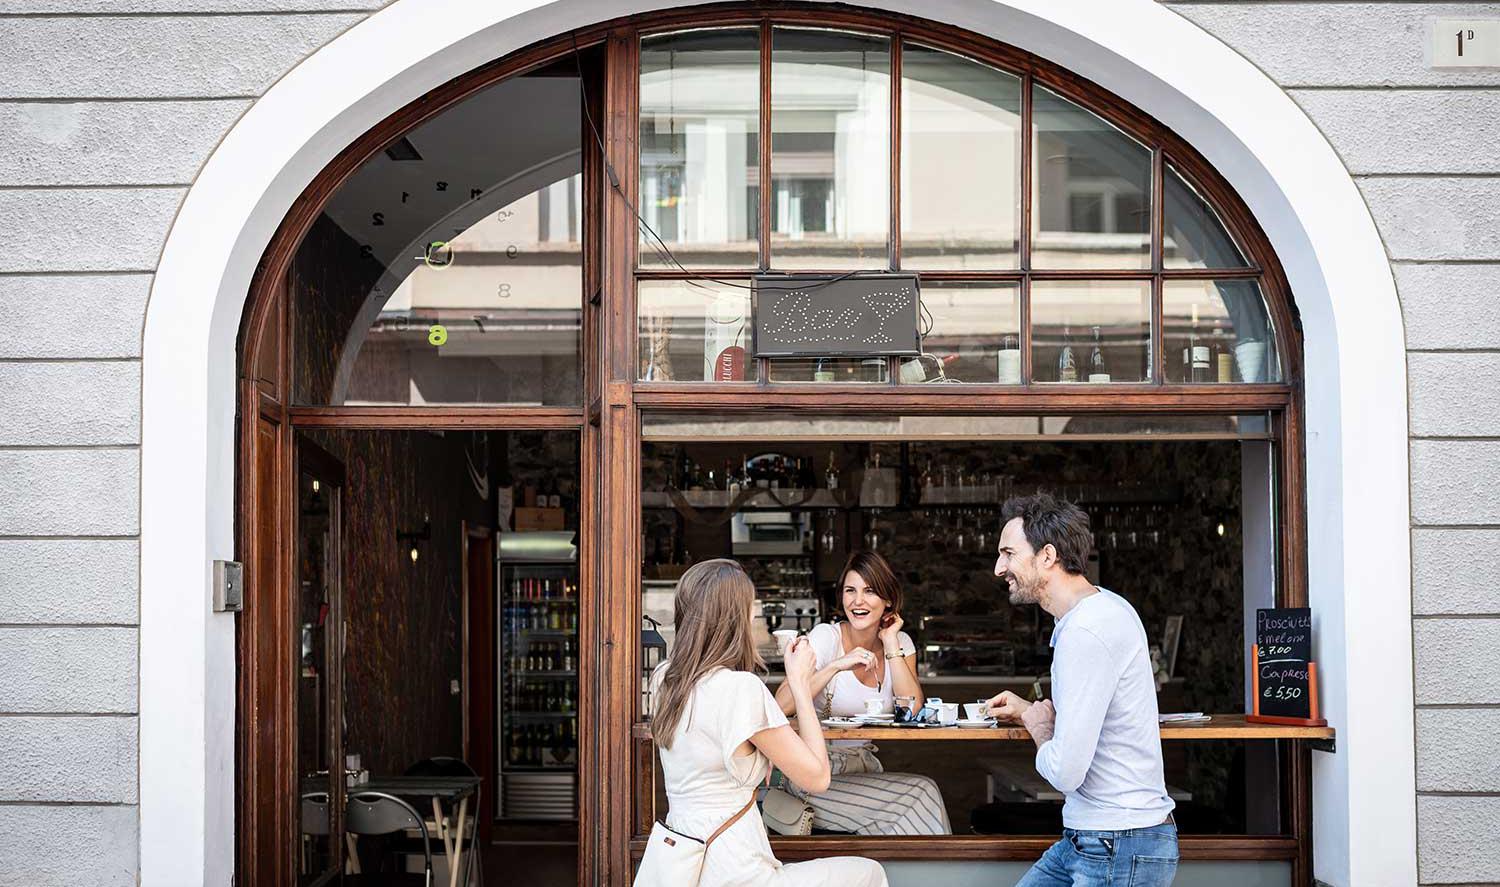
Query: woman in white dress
[[772, 550, 952, 835], [648, 558, 888, 887]]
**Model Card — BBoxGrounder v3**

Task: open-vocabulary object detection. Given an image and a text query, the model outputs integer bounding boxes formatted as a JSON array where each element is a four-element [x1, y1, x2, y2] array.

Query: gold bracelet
[[884, 650, 906, 660]]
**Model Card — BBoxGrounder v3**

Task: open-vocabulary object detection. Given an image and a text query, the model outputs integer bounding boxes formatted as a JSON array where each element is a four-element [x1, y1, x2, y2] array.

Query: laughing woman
[[772, 550, 952, 836]]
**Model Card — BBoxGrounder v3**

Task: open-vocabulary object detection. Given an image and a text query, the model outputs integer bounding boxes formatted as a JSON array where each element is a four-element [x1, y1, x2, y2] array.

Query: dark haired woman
[[771, 550, 951, 835], [644, 559, 887, 887]]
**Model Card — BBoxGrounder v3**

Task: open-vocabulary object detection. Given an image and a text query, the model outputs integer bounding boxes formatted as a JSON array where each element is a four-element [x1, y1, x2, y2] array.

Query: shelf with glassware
[[498, 561, 579, 821], [641, 448, 1183, 513]]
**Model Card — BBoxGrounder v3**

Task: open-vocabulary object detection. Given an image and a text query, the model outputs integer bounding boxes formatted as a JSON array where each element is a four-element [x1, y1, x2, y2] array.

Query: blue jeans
[[1016, 823, 1178, 887]]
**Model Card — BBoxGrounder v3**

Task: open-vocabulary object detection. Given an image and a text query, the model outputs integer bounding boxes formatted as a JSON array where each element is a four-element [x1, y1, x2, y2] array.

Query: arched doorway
[[135, 1, 1410, 887]]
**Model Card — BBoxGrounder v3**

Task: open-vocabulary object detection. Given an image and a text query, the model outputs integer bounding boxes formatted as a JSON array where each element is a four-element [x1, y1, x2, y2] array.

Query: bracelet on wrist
[[884, 649, 907, 660]]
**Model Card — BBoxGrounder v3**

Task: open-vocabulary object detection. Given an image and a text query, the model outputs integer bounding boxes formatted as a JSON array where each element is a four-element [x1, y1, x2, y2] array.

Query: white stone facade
[[0, 0, 1494, 884]]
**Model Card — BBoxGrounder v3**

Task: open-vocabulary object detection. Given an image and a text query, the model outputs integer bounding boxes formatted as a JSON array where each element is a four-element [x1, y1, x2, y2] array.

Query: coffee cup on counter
[[863, 697, 889, 717], [962, 702, 988, 721]]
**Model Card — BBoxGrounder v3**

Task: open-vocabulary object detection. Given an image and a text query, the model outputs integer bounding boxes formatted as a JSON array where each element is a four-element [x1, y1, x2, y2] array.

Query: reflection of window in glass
[[1032, 85, 1151, 270], [1030, 280, 1151, 383], [341, 177, 584, 405], [1164, 163, 1249, 270], [638, 279, 756, 382], [900, 44, 1021, 270], [905, 283, 1020, 383], [771, 28, 890, 270], [292, 72, 584, 406], [1163, 280, 1280, 383], [640, 29, 761, 268]]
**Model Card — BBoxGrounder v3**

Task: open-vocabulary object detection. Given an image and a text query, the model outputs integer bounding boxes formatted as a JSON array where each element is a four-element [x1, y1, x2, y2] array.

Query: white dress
[[796, 623, 952, 836], [655, 667, 888, 887]]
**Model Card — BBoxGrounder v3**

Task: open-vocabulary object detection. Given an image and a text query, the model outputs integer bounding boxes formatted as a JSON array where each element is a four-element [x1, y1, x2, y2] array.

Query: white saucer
[[956, 718, 996, 729]]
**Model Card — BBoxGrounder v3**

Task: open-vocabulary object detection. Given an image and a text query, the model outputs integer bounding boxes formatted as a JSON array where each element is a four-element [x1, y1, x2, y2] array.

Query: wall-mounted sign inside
[[752, 273, 921, 359]]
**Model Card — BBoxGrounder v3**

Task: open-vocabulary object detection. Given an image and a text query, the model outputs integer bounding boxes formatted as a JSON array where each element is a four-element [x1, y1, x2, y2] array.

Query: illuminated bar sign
[[752, 273, 922, 359]]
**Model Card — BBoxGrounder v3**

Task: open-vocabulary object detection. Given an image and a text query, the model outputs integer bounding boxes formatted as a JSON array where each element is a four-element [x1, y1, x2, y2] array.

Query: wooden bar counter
[[631, 714, 1334, 742]]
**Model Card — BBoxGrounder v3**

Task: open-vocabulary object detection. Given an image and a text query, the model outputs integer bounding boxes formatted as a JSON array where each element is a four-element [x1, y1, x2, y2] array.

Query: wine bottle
[[1057, 324, 1078, 383], [825, 451, 839, 490], [1212, 327, 1232, 383], [1088, 326, 1110, 382], [1185, 303, 1211, 383]]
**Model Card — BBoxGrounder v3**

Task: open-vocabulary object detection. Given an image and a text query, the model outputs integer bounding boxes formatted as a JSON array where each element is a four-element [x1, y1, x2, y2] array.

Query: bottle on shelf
[[825, 451, 840, 490], [1088, 326, 1110, 383], [1057, 324, 1078, 383], [1185, 303, 1211, 383], [1212, 327, 1232, 383]]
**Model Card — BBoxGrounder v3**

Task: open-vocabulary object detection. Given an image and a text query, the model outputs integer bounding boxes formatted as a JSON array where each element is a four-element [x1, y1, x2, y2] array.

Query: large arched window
[[240, 9, 1310, 887], [634, 26, 1285, 388]]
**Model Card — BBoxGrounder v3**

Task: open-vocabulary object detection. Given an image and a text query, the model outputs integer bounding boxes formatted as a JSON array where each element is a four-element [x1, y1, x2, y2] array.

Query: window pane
[[1163, 280, 1280, 383], [767, 356, 889, 383], [770, 29, 890, 269], [638, 279, 757, 382], [1165, 163, 1248, 269], [900, 44, 1021, 270], [1030, 280, 1152, 383], [904, 282, 1020, 384], [639, 29, 761, 269], [1032, 85, 1151, 269], [292, 73, 583, 406]]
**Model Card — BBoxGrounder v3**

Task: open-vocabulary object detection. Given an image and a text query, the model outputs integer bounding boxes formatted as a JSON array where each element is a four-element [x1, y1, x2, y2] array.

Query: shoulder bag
[[634, 772, 770, 887]]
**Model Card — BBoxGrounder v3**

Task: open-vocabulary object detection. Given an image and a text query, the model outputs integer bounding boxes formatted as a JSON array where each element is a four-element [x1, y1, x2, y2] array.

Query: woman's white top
[[805, 622, 916, 748]]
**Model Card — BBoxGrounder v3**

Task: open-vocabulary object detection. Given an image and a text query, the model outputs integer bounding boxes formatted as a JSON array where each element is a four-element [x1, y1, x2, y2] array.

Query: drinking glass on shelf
[[821, 509, 837, 554], [863, 513, 883, 552]]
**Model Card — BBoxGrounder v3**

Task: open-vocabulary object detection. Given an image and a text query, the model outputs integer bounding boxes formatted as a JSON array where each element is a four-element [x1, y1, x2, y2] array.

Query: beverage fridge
[[497, 558, 579, 822]]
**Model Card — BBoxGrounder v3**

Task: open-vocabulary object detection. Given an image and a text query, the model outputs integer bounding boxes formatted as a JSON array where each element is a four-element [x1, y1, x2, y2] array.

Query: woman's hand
[[877, 613, 905, 653], [828, 646, 877, 674], [783, 636, 819, 690]]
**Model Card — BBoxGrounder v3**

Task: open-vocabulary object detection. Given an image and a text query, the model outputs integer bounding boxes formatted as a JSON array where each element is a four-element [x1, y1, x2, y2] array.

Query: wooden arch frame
[[235, 4, 1309, 886]]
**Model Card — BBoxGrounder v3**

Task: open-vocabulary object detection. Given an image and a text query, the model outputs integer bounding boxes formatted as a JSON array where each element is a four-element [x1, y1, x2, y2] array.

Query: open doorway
[[291, 428, 581, 885]]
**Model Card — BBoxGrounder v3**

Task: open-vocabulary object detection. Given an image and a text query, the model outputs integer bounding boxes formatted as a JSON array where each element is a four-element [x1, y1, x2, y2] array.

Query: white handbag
[[633, 774, 768, 887]]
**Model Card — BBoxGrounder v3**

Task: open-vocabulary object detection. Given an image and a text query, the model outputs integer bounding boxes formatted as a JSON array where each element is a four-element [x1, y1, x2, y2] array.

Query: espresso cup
[[773, 629, 798, 655], [863, 697, 888, 717], [962, 702, 987, 721]]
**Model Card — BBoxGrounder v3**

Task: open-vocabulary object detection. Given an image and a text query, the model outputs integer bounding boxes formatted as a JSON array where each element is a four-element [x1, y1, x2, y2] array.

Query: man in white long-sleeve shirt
[[985, 494, 1178, 887]]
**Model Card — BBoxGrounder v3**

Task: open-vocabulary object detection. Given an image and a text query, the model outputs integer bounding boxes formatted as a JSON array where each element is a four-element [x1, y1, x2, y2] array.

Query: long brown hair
[[837, 549, 903, 615], [653, 559, 763, 749]]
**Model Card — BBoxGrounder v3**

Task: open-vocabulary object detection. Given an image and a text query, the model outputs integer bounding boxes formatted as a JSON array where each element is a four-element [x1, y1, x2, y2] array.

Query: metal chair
[[345, 791, 433, 887], [402, 757, 482, 886], [299, 792, 331, 876]]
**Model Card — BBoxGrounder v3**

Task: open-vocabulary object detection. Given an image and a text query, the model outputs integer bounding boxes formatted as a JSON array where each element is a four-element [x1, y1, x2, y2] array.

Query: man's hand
[[1021, 698, 1056, 745], [986, 690, 1031, 724]]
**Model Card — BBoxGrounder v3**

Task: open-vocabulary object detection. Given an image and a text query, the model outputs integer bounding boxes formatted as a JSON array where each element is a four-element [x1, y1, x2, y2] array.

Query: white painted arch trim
[[140, 0, 1415, 883]]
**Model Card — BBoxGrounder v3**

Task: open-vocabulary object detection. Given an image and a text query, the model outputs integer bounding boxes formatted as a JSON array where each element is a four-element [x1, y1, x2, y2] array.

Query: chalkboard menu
[[752, 273, 921, 358], [1250, 607, 1324, 724]]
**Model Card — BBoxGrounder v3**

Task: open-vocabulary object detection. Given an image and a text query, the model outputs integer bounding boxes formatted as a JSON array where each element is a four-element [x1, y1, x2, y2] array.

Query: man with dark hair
[[985, 494, 1178, 887]]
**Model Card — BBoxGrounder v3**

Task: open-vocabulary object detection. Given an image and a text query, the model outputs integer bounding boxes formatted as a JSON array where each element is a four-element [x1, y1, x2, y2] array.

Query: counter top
[[632, 713, 1333, 742]]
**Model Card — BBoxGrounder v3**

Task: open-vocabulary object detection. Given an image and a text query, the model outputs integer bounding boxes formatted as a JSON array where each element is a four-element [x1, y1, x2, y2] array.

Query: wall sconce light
[[398, 514, 431, 565]]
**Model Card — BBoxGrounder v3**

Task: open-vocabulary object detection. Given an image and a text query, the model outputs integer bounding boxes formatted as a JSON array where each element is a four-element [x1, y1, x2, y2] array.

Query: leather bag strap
[[704, 772, 771, 850]]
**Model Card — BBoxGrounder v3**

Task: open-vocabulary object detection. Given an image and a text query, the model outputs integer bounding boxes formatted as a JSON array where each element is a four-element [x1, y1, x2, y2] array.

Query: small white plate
[[956, 719, 996, 729], [821, 717, 861, 728]]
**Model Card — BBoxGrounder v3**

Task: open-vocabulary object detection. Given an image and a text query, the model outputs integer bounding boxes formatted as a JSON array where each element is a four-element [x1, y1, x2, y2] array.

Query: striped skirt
[[797, 771, 952, 836]]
